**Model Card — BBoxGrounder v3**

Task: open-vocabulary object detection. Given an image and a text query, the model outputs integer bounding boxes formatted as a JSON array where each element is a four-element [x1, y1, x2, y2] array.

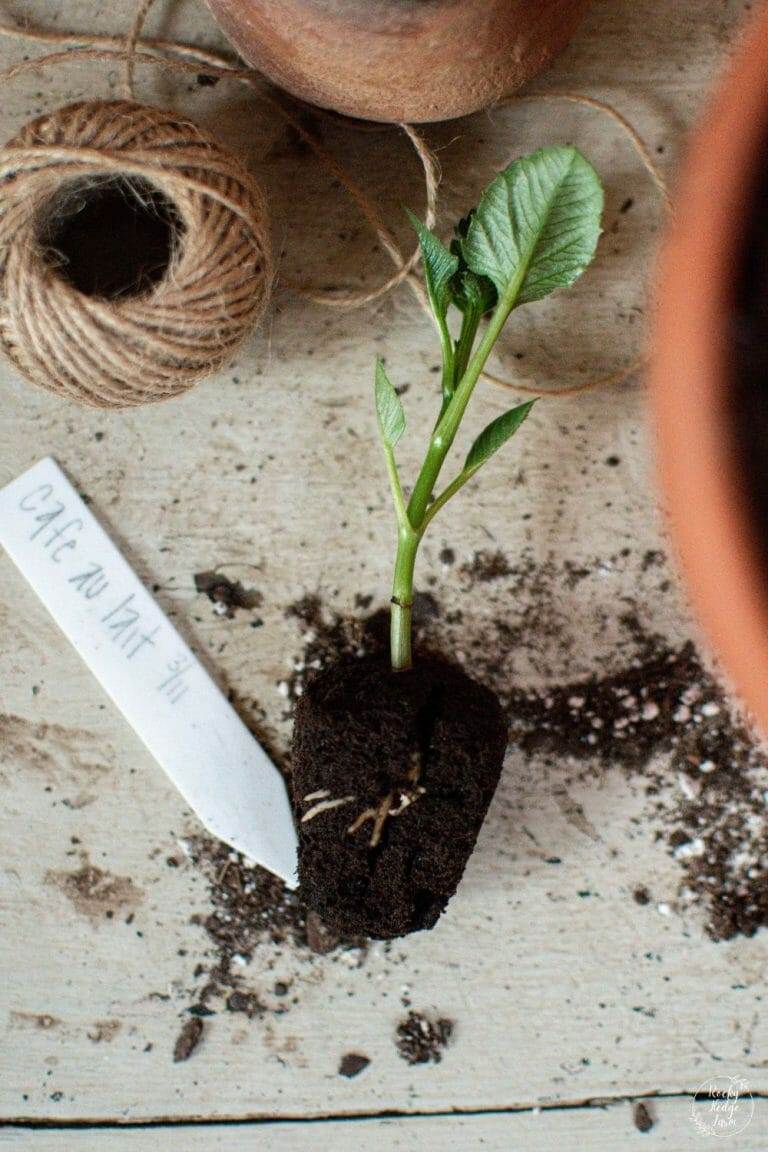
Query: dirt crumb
[[194, 570, 263, 618], [305, 910, 340, 954], [226, 991, 263, 1019], [173, 1016, 203, 1063], [338, 1052, 370, 1078], [395, 1011, 454, 1065], [633, 1101, 655, 1132]]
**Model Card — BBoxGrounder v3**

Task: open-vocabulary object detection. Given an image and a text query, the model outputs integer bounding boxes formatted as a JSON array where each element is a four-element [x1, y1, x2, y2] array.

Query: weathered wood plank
[[0, 0, 765, 1127]]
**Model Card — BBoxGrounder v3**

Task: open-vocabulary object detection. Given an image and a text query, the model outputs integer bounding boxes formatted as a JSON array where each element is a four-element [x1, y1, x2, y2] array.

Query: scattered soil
[[194, 570, 263, 618], [459, 549, 512, 582], [338, 1052, 370, 1078], [280, 565, 768, 943], [280, 593, 375, 711], [172, 551, 766, 1058], [395, 1011, 454, 1065], [504, 632, 768, 941], [633, 1101, 655, 1133], [292, 654, 508, 938], [182, 834, 367, 1021], [305, 909, 344, 954], [173, 1016, 204, 1063]]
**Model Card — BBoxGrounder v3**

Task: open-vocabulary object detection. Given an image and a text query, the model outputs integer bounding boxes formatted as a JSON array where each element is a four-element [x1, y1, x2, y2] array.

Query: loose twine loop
[[0, 7, 671, 407]]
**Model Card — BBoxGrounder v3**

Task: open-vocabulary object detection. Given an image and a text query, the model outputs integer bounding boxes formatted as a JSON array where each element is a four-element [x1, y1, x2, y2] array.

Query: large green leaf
[[406, 209, 458, 323], [375, 359, 405, 449], [462, 147, 603, 309], [464, 400, 536, 475]]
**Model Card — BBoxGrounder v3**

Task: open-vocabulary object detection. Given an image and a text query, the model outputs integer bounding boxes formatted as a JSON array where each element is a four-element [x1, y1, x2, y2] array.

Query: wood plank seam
[[1, 1091, 766, 1129]]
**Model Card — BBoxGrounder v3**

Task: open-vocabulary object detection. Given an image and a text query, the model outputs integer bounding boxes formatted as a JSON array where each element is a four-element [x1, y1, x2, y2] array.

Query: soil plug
[[293, 147, 604, 938]]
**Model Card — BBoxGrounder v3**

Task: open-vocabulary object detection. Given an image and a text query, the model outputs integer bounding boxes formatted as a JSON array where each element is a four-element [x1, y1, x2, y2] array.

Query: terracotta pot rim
[[650, 6, 768, 733]]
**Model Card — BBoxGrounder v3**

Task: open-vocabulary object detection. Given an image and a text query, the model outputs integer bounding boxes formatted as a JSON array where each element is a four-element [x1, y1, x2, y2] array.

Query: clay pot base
[[205, 0, 590, 124], [292, 655, 508, 939]]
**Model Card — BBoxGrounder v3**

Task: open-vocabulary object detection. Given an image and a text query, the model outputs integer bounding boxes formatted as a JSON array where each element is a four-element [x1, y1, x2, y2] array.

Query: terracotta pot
[[205, 0, 590, 123], [650, 5, 768, 734]]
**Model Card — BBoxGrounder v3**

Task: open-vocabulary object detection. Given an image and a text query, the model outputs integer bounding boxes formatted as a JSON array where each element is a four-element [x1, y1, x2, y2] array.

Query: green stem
[[454, 303, 482, 385], [434, 304, 481, 428], [407, 300, 509, 531], [390, 526, 419, 671], [389, 297, 514, 671], [437, 298, 512, 450], [439, 321, 455, 407], [421, 465, 477, 531], [383, 442, 408, 531]]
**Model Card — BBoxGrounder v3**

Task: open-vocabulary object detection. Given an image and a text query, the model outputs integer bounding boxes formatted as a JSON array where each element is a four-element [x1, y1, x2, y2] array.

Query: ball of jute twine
[[0, 3, 670, 405], [0, 97, 272, 407]]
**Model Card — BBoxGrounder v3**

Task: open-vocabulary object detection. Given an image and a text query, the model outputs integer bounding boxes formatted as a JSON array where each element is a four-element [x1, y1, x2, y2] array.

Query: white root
[[388, 786, 426, 817], [301, 795, 356, 823], [346, 786, 427, 845], [347, 806, 379, 836]]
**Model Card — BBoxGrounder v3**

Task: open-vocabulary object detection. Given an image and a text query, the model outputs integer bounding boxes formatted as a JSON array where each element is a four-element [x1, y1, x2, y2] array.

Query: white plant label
[[0, 457, 298, 887]]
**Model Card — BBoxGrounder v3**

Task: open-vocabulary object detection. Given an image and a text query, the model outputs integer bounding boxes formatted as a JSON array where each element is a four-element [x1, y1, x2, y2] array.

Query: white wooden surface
[[0, 0, 766, 1145]]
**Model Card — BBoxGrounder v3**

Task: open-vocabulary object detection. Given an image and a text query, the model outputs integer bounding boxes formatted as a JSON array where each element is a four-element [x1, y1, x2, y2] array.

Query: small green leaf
[[464, 400, 536, 475], [450, 213, 498, 317], [462, 146, 603, 310], [375, 360, 405, 449], [406, 209, 458, 323], [451, 269, 497, 318]]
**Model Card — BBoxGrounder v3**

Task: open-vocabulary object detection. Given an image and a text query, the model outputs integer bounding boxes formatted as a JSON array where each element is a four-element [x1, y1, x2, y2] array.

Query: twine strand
[[0, 17, 236, 69], [123, 0, 156, 99], [476, 89, 671, 397]]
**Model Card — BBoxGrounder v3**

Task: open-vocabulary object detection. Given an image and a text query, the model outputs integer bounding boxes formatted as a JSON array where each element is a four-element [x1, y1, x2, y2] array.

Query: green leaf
[[406, 209, 458, 323], [464, 400, 536, 475], [462, 146, 603, 310], [375, 360, 405, 449]]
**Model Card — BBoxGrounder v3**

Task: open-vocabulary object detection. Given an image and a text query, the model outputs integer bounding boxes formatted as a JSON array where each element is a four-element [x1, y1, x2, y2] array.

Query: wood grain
[[0, 0, 764, 1134]]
